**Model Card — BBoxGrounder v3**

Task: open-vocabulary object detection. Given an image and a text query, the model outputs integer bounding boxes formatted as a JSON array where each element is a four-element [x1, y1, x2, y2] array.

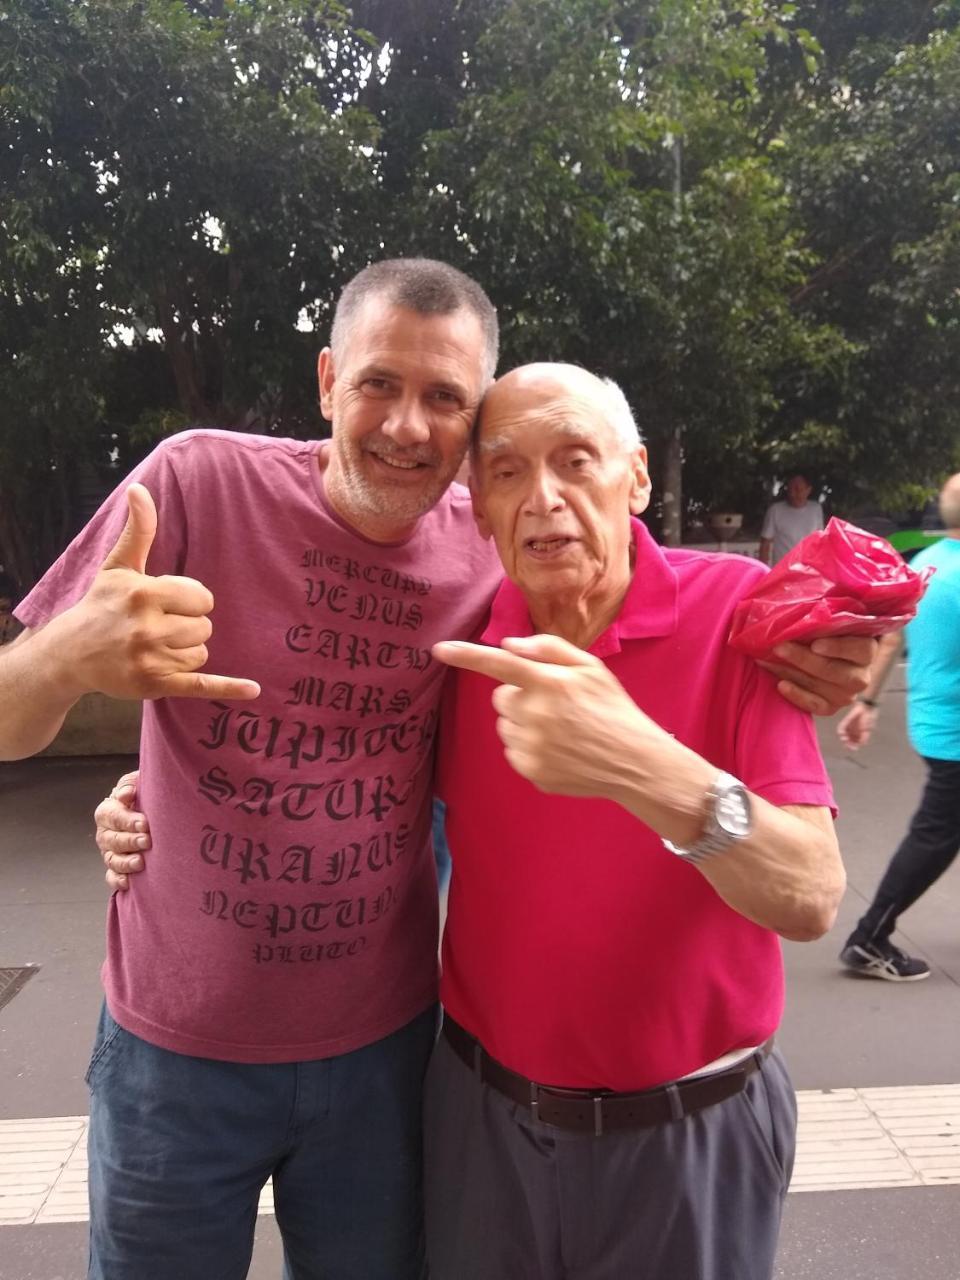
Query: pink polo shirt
[[437, 520, 834, 1091]]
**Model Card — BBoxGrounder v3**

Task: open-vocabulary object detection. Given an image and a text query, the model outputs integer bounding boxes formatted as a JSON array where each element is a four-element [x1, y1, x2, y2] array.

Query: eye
[[567, 454, 591, 470], [362, 377, 392, 394], [491, 467, 516, 481], [430, 389, 461, 405]]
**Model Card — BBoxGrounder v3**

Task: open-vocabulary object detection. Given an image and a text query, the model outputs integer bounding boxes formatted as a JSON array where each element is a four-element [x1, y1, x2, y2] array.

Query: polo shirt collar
[[480, 517, 680, 658]]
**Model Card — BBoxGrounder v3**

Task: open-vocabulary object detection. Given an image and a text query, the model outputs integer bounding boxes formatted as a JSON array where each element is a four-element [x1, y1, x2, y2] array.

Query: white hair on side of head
[[601, 377, 643, 449]]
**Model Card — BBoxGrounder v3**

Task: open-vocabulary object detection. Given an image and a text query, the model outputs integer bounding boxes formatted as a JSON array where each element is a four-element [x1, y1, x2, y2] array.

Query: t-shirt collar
[[480, 518, 680, 658]]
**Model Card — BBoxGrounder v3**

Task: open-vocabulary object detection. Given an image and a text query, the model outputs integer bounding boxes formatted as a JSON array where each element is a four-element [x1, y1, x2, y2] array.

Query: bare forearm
[[602, 736, 843, 941], [433, 635, 845, 940], [757, 537, 773, 566], [692, 803, 843, 941], [0, 621, 88, 760], [862, 630, 903, 701]]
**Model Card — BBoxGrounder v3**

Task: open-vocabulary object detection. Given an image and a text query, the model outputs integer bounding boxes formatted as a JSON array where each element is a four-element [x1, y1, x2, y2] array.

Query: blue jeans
[[432, 798, 452, 893], [86, 1003, 435, 1280]]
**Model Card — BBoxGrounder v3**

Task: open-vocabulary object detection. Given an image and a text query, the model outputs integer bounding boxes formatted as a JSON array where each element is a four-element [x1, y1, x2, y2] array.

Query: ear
[[468, 471, 493, 540], [318, 348, 335, 421], [628, 445, 652, 516]]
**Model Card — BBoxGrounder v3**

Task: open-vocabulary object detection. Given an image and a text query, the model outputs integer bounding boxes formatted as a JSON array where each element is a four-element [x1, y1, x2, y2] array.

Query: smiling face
[[471, 365, 651, 639], [318, 294, 488, 541]]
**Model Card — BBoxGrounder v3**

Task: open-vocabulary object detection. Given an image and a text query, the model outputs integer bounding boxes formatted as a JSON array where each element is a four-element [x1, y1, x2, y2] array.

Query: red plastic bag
[[728, 517, 933, 660]]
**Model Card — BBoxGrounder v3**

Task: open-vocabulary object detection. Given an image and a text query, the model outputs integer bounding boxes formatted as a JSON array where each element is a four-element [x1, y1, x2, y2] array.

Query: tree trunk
[[155, 288, 214, 423], [0, 487, 38, 596], [660, 426, 683, 547]]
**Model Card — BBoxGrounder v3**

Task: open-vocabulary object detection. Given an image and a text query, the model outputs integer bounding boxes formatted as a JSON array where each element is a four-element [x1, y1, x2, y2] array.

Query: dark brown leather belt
[[442, 1015, 774, 1137]]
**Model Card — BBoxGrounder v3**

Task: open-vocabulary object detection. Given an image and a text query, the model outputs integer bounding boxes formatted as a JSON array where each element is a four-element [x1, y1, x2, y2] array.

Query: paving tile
[[2, 1081, 960, 1222]]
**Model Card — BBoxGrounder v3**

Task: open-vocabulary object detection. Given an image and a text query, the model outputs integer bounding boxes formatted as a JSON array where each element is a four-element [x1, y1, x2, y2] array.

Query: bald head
[[466, 363, 651, 638], [939, 473, 960, 530], [475, 363, 641, 454]]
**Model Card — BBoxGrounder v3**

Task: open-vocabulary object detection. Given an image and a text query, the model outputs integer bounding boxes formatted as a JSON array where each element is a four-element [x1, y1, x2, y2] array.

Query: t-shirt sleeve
[[15, 438, 191, 630], [760, 504, 776, 540], [732, 659, 836, 816]]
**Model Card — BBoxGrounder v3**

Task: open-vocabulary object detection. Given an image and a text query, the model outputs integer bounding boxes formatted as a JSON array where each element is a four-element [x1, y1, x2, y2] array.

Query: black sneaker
[[840, 938, 931, 982]]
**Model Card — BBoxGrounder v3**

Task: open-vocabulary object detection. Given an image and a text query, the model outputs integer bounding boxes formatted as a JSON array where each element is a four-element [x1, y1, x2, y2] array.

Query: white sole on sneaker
[[841, 945, 931, 982]]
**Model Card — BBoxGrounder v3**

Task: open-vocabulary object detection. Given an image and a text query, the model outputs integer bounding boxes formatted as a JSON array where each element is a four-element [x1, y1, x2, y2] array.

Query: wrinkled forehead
[[476, 381, 614, 454]]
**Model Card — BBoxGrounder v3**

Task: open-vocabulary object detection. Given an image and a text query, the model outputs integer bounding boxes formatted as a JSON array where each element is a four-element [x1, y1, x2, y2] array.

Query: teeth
[[529, 539, 569, 551], [375, 455, 422, 470]]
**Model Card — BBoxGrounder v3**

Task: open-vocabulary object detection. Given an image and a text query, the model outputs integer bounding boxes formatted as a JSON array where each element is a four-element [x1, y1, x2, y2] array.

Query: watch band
[[663, 771, 752, 865], [663, 830, 733, 865]]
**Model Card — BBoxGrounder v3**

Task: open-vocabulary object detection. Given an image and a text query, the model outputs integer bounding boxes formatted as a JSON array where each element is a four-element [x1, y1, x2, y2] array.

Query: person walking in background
[[838, 473, 960, 982], [758, 472, 824, 565]]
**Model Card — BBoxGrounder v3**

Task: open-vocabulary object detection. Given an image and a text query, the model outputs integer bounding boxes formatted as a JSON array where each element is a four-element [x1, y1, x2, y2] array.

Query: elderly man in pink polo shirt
[[429, 362, 843, 1280]]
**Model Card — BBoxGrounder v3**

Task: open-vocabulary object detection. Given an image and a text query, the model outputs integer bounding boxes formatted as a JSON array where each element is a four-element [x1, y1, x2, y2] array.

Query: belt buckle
[[529, 1080, 539, 1123]]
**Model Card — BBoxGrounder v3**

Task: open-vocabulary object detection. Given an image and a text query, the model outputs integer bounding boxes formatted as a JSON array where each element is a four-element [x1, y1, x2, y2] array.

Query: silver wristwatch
[[663, 771, 753, 865]]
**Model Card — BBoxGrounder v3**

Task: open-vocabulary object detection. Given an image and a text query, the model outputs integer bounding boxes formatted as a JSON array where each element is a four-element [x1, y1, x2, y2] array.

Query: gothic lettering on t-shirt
[[251, 937, 369, 965], [197, 702, 437, 768], [195, 766, 417, 823], [283, 623, 432, 671], [299, 548, 431, 597], [197, 822, 411, 886], [184, 543, 444, 967], [303, 577, 424, 630], [199, 881, 401, 957], [284, 678, 411, 717]]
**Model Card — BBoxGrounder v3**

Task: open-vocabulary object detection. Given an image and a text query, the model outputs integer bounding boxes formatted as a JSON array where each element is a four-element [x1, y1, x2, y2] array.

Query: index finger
[[154, 672, 261, 701], [432, 641, 543, 687]]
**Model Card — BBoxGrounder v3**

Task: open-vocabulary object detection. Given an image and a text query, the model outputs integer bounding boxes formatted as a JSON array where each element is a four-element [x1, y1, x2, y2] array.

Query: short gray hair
[[331, 258, 499, 384]]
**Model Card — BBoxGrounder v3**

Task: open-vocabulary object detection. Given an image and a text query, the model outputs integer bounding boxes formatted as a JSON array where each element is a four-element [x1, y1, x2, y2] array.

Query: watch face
[[716, 784, 752, 838]]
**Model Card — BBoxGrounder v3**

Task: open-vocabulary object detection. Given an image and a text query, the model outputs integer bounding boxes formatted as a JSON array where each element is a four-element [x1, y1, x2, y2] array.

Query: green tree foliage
[[1, 0, 958, 588], [0, 0, 377, 587], [769, 2, 960, 513], [416, 0, 850, 536]]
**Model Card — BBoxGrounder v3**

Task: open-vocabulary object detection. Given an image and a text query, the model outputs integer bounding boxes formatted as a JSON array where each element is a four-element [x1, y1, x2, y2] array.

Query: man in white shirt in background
[[758, 472, 824, 565]]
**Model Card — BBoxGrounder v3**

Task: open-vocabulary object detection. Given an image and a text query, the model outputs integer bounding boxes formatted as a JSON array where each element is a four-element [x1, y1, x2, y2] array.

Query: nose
[[381, 396, 431, 447], [522, 466, 565, 517]]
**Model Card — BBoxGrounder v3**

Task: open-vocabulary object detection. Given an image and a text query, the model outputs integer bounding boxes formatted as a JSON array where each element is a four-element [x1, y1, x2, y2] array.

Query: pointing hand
[[433, 634, 673, 798]]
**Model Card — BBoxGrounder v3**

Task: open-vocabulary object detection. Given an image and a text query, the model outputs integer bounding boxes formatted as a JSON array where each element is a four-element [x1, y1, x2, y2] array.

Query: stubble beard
[[331, 441, 464, 529]]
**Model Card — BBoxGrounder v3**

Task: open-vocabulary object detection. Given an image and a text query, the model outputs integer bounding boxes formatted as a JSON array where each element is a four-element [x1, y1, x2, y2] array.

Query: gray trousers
[[424, 1035, 796, 1280]]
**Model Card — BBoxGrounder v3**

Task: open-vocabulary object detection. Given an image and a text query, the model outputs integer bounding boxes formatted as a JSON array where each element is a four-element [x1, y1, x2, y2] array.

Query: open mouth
[[368, 452, 432, 472], [524, 536, 578, 556]]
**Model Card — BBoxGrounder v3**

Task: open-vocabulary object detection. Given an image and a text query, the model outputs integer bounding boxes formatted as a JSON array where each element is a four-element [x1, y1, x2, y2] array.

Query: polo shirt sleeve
[[732, 659, 836, 815]]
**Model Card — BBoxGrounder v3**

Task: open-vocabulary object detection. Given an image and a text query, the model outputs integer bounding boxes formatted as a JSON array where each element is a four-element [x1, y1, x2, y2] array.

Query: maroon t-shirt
[[18, 430, 501, 1061]]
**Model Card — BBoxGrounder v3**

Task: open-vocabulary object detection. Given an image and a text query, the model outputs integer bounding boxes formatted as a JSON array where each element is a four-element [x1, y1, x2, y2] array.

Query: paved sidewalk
[[1, 675, 958, 1278]]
